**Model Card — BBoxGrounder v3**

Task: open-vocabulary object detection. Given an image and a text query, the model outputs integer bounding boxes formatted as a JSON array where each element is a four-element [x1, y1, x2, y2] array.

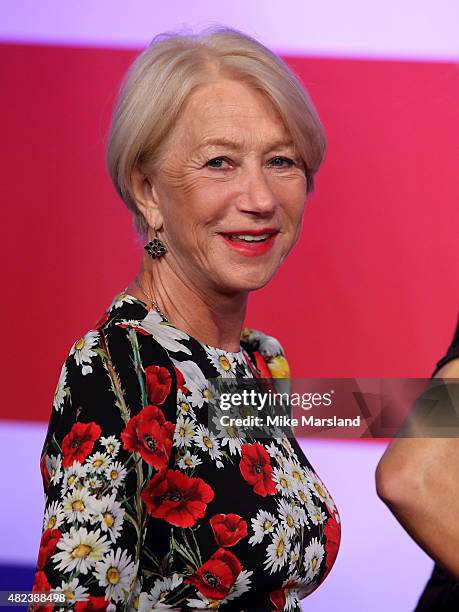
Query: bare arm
[[375, 357, 459, 579]]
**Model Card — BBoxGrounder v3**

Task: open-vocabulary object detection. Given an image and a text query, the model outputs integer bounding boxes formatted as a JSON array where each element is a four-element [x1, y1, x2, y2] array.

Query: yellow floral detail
[[266, 355, 290, 379], [74, 338, 85, 351]]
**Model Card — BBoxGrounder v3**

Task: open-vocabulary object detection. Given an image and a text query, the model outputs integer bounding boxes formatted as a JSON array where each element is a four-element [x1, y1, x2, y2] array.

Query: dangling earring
[[144, 224, 167, 259]]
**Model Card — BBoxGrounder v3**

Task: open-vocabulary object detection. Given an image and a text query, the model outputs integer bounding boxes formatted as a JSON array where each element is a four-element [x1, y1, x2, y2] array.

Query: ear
[[131, 168, 164, 231]]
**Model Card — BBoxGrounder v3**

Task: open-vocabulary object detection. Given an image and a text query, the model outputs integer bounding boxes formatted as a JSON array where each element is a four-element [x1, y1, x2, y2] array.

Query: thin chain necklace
[[134, 276, 170, 323]]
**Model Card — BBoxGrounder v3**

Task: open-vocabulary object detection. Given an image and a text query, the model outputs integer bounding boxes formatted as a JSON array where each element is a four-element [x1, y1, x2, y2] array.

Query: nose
[[237, 166, 277, 216]]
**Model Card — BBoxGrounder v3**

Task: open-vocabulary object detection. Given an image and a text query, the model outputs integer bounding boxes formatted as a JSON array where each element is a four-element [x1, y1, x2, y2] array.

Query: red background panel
[[1, 43, 458, 421]]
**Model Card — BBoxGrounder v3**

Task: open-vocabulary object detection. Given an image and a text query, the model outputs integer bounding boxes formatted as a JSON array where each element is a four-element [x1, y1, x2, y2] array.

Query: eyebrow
[[197, 137, 296, 152]]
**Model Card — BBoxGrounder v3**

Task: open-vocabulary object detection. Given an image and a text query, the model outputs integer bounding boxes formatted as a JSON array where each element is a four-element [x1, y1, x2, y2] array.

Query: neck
[[126, 255, 249, 352]]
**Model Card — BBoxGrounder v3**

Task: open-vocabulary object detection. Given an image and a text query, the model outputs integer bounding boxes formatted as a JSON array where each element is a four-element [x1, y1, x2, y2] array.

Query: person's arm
[[30, 324, 156, 609], [375, 357, 459, 579]]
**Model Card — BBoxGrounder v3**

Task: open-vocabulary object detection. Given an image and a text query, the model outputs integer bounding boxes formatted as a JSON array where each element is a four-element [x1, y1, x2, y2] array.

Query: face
[[145, 79, 307, 297]]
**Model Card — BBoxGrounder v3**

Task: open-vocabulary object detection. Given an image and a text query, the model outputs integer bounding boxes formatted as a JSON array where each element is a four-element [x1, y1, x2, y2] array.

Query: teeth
[[228, 234, 270, 242]]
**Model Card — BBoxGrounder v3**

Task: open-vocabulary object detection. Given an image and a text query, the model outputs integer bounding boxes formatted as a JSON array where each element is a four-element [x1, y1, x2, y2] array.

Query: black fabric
[[414, 316, 459, 611], [32, 291, 340, 611]]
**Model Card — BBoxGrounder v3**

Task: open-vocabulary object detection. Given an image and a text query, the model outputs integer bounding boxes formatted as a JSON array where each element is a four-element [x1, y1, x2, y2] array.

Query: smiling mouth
[[220, 231, 279, 243], [226, 234, 271, 243]]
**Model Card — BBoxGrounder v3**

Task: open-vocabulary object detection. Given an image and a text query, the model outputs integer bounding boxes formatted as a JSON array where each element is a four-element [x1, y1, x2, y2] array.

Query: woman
[[32, 27, 340, 611], [376, 318, 459, 610]]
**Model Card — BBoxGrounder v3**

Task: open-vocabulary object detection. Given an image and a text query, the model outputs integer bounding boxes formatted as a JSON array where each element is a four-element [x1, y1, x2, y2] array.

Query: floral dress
[[33, 290, 340, 611]]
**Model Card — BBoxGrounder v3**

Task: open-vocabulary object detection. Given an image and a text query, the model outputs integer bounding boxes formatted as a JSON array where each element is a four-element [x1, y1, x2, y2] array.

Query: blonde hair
[[106, 26, 326, 239]]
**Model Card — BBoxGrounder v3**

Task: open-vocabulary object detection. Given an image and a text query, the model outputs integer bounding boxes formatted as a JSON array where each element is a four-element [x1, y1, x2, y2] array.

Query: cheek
[[281, 192, 306, 229]]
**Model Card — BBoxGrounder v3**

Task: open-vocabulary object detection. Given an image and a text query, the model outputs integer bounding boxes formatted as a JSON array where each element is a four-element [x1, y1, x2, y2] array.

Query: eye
[[206, 157, 231, 169], [269, 156, 295, 168]]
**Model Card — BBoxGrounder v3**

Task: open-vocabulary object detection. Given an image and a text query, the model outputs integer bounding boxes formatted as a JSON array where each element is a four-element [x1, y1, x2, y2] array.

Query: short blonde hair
[[106, 26, 326, 239]]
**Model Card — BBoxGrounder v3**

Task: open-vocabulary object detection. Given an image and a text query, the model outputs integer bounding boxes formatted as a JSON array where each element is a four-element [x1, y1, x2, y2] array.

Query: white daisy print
[[69, 330, 100, 375], [193, 424, 223, 464], [273, 466, 295, 497], [218, 428, 244, 456], [53, 527, 109, 574], [304, 537, 324, 581], [55, 578, 89, 604], [109, 292, 137, 310], [211, 411, 245, 456], [264, 527, 289, 573], [63, 487, 97, 523], [306, 502, 328, 526], [173, 361, 220, 412], [205, 347, 236, 377], [279, 437, 294, 456], [100, 436, 120, 457], [43, 500, 65, 531], [265, 442, 286, 466], [285, 458, 306, 490], [46, 454, 62, 486], [147, 573, 183, 608], [295, 484, 313, 507], [224, 569, 254, 602], [104, 461, 127, 489], [296, 505, 309, 528], [173, 415, 195, 449], [86, 452, 111, 473], [277, 498, 301, 536], [232, 350, 248, 366], [95, 548, 137, 602], [86, 476, 102, 493], [177, 451, 202, 470], [288, 542, 301, 572], [188, 382, 217, 409], [53, 362, 68, 412], [177, 390, 196, 420], [138, 310, 191, 354], [61, 462, 88, 492], [283, 580, 301, 611], [304, 468, 335, 510], [92, 494, 124, 543], [186, 594, 218, 610], [249, 510, 277, 545]]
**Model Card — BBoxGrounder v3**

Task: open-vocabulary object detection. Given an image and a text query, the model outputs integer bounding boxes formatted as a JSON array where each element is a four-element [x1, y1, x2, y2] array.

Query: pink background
[[1, 2, 458, 610]]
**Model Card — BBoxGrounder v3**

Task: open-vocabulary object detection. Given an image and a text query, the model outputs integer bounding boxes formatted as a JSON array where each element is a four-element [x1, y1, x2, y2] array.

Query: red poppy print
[[323, 513, 341, 579], [32, 570, 51, 593], [61, 421, 101, 468], [185, 548, 242, 600], [173, 364, 188, 393], [37, 528, 61, 570], [31, 570, 53, 612], [121, 405, 174, 469], [270, 579, 300, 611], [40, 454, 50, 488], [253, 351, 272, 379], [117, 321, 150, 336], [269, 586, 286, 610], [94, 311, 110, 329], [210, 513, 248, 548], [75, 596, 109, 611], [141, 469, 214, 528], [239, 442, 276, 496], [145, 365, 172, 405]]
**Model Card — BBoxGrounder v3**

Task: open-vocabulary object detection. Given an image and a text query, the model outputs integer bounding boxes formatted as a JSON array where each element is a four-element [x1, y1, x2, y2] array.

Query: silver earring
[[144, 225, 166, 259]]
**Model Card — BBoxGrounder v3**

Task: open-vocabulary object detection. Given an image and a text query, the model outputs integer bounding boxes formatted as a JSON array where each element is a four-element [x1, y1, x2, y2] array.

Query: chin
[[216, 267, 278, 295]]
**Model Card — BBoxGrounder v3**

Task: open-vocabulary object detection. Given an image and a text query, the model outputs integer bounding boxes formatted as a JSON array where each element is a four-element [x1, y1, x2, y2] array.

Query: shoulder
[[241, 327, 290, 378], [432, 315, 459, 377], [434, 357, 459, 379], [53, 293, 180, 417]]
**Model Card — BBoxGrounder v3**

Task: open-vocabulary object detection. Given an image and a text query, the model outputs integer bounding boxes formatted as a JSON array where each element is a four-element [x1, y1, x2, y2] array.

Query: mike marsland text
[[219, 414, 362, 427]]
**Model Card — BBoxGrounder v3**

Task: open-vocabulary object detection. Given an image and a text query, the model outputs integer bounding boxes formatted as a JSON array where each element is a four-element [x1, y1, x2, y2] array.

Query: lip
[[218, 229, 279, 257], [221, 228, 279, 236]]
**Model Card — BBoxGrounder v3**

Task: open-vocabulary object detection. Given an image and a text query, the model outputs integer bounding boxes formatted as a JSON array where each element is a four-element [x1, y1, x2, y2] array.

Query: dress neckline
[[117, 290, 249, 357]]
